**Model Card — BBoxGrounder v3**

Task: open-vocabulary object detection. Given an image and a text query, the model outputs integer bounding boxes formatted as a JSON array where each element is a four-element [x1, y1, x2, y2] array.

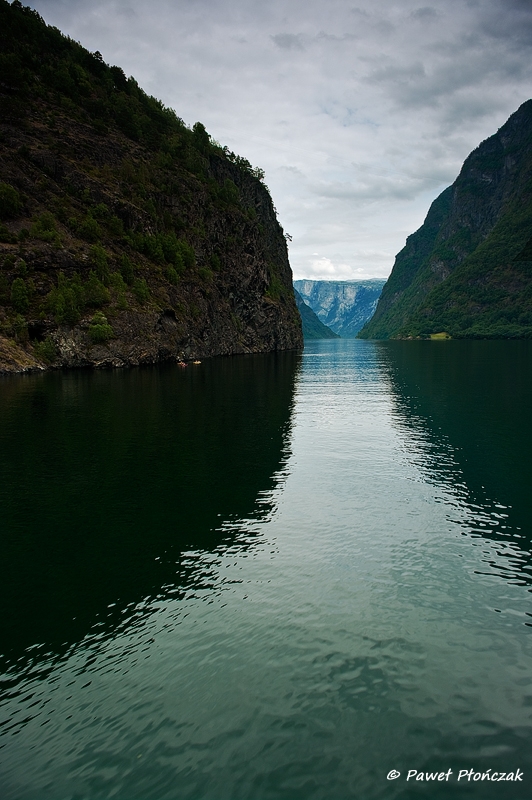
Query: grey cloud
[[373, 19, 395, 35], [349, 7, 370, 18], [315, 31, 358, 43], [365, 61, 427, 85], [505, 0, 532, 8], [311, 172, 448, 203], [410, 7, 438, 21], [478, 5, 532, 49], [117, 5, 136, 18], [363, 36, 530, 114], [271, 33, 305, 50], [279, 165, 305, 177]]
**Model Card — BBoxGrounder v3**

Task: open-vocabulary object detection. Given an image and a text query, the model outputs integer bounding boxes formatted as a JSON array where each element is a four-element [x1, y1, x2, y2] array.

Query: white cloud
[[31, 0, 532, 280]]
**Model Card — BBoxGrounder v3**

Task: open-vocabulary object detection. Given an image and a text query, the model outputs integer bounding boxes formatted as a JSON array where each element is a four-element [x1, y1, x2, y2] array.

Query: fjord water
[[1, 340, 531, 800]]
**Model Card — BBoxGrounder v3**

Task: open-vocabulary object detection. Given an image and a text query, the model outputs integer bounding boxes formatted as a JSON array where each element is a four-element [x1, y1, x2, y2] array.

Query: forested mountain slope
[[294, 289, 339, 339], [0, 0, 302, 372], [359, 101, 532, 339]]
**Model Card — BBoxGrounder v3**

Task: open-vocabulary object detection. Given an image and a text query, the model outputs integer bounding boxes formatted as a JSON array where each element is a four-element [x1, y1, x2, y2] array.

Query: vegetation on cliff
[[0, 0, 302, 371], [359, 100, 532, 339]]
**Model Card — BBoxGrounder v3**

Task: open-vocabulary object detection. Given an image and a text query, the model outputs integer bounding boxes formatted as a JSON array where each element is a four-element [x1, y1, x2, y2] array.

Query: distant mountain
[[294, 289, 339, 339], [294, 280, 386, 337], [359, 100, 532, 339]]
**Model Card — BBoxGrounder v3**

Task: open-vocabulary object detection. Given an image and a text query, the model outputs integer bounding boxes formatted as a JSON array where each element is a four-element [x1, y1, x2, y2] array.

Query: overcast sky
[[27, 0, 532, 280]]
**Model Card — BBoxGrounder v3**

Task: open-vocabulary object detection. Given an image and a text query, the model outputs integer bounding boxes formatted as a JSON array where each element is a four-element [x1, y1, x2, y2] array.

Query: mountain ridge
[[359, 100, 532, 339], [294, 279, 385, 337]]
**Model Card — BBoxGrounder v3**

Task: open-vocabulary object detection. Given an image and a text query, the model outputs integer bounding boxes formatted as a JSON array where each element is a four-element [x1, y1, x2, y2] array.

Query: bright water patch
[[0, 341, 531, 799]]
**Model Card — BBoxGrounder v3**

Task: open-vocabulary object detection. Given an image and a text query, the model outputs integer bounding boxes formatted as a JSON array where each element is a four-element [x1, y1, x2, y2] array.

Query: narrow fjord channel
[[1, 340, 531, 800]]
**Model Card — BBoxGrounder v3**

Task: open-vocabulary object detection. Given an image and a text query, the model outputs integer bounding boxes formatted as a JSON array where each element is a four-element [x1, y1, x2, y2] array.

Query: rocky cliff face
[[0, 1, 302, 373], [359, 100, 532, 339], [294, 279, 385, 337]]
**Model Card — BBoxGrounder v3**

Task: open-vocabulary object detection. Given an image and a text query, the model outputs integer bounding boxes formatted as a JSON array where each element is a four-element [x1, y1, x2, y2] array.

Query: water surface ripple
[[1, 340, 531, 799]]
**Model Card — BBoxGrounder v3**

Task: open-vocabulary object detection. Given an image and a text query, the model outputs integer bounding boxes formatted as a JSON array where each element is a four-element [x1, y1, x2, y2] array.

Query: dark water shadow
[[376, 340, 532, 588], [0, 352, 300, 672]]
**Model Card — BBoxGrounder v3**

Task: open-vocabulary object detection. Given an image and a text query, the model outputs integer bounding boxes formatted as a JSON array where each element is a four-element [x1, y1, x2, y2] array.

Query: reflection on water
[[377, 341, 532, 595], [1, 341, 532, 800], [0, 352, 300, 670]]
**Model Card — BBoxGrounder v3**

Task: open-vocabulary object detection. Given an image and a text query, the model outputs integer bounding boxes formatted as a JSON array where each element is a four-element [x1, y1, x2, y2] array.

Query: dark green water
[[0, 340, 531, 799]]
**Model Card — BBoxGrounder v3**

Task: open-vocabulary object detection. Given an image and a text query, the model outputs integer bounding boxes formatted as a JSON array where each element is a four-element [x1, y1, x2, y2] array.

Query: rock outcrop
[[0, 1, 302, 373]]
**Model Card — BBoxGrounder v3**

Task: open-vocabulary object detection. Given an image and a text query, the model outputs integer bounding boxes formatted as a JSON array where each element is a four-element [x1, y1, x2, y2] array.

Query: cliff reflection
[[377, 340, 532, 583], [0, 352, 300, 670]]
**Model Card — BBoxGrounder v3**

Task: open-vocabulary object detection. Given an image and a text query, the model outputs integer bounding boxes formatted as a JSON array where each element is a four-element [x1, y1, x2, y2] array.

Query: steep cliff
[[359, 101, 532, 339], [294, 289, 339, 339], [294, 279, 385, 337], [0, 1, 302, 372]]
